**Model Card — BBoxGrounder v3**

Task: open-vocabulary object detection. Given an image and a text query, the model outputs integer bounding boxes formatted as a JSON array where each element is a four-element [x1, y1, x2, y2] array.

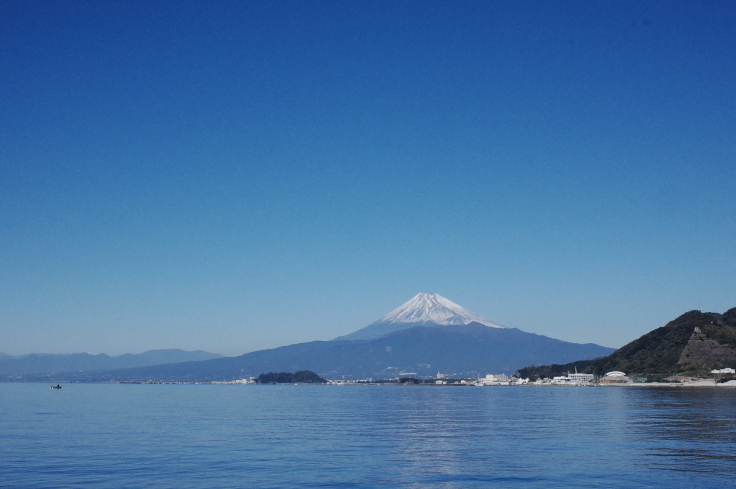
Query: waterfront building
[[601, 371, 629, 383], [568, 372, 594, 382], [550, 372, 594, 384], [711, 368, 735, 374], [478, 374, 509, 385]]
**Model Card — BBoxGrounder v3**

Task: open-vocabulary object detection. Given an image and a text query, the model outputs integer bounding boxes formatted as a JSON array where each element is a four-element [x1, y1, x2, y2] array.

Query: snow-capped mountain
[[377, 293, 503, 328], [333, 293, 503, 341], [32, 292, 619, 381]]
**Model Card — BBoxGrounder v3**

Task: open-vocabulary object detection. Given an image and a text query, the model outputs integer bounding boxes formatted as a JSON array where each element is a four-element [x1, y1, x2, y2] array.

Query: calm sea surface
[[1, 383, 734, 488]]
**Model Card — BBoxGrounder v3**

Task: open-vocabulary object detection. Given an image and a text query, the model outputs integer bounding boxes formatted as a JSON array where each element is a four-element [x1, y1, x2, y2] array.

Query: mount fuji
[[32, 293, 616, 382], [333, 293, 503, 341]]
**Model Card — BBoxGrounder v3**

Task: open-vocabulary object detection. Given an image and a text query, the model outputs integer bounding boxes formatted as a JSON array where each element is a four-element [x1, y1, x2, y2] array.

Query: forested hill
[[516, 308, 736, 378], [256, 371, 327, 384]]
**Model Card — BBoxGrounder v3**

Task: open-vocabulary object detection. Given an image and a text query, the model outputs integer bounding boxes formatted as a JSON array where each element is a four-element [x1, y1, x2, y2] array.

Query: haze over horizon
[[2, 1, 734, 357]]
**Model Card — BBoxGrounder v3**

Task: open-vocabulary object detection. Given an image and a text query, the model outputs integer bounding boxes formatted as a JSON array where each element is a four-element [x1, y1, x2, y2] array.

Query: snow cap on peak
[[373, 293, 503, 328], [332, 292, 503, 341]]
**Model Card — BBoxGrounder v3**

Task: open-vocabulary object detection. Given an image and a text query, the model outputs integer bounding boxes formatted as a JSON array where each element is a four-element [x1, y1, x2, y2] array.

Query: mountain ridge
[[20, 323, 614, 382], [0, 349, 223, 379]]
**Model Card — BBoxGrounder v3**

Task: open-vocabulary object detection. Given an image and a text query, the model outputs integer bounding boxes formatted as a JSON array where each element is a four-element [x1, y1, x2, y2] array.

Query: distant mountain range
[[0, 349, 223, 380], [10, 294, 615, 381], [19, 323, 614, 382], [516, 307, 736, 378]]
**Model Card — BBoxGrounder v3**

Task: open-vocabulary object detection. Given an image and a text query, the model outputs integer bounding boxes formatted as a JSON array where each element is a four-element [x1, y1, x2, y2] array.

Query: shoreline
[[5, 379, 736, 387]]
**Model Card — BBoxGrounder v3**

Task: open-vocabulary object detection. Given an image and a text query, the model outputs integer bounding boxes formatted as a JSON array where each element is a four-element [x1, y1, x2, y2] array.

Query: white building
[[568, 372, 594, 382], [602, 371, 629, 383], [550, 372, 594, 384], [478, 374, 509, 385]]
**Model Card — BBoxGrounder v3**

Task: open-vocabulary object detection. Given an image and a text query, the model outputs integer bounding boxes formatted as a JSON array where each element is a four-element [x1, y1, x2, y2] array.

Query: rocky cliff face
[[677, 327, 736, 369]]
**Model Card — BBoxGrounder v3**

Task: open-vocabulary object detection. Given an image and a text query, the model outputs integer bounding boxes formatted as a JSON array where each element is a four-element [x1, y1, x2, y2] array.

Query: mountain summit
[[333, 293, 503, 341]]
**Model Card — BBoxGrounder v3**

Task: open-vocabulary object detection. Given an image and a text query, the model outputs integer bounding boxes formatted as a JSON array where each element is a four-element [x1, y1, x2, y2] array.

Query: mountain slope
[[35, 323, 614, 382], [333, 293, 503, 341], [589, 308, 736, 375], [516, 308, 736, 378]]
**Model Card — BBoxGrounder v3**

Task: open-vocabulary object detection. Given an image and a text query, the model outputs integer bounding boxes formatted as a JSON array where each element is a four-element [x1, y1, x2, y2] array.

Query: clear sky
[[1, 1, 734, 356]]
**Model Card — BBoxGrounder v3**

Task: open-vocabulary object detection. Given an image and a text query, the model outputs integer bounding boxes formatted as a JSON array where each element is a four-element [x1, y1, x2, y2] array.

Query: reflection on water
[[0, 384, 734, 488]]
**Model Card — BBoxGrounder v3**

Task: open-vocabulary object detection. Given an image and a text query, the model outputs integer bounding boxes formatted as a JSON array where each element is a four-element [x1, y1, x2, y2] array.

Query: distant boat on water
[[50, 384, 62, 389]]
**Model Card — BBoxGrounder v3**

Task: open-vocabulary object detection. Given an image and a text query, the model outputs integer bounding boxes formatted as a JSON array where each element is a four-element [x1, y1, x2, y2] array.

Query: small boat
[[50, 384, 62, 389]]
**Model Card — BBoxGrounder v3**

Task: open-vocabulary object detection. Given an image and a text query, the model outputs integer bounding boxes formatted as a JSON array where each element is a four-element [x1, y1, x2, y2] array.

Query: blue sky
[[1, 1, 734, 356]]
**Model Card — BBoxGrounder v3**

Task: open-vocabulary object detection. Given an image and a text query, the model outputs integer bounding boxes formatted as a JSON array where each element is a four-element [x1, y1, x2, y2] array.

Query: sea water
[[1, 383, 734, 488]]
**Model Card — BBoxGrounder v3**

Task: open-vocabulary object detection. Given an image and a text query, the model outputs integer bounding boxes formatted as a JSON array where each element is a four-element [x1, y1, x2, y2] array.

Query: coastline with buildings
[[198, 367, 736, 388]]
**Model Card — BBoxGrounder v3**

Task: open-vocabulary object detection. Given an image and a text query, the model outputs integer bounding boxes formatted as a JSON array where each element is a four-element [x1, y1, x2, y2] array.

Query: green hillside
[[516, 308, 736, 379]]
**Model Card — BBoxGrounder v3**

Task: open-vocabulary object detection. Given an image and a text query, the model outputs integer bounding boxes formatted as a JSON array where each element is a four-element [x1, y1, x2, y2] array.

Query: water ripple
[[1, 384, 734, 488]]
